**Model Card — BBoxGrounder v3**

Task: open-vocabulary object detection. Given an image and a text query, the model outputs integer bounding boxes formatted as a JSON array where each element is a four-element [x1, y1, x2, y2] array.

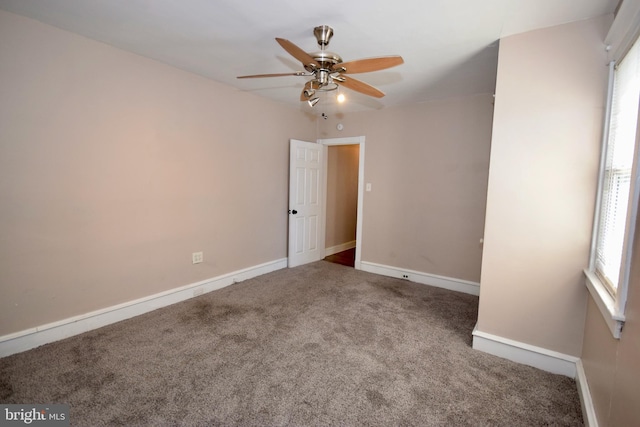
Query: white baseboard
[[472, 326, 578, 377], [360, 261, 480, 296], [0, 258, 287, 358], [324, 240, 356, 257], [575, 359, 599, 427]]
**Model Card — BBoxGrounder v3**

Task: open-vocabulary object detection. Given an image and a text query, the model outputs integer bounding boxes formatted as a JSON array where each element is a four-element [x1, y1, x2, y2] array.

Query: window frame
[[586, 53, 640, 339]]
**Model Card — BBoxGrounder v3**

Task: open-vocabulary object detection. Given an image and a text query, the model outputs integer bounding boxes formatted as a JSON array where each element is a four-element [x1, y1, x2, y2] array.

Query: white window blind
[[595, 38, 640, 293]]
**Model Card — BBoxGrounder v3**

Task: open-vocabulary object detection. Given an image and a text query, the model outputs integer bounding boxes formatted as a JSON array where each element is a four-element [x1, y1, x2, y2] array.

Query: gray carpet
[[0, 261, 583, 426]]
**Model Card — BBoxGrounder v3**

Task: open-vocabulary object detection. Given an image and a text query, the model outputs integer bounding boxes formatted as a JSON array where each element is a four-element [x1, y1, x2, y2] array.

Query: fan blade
[[337, 76, 385, 98], [334, 56, 404, 74], [300, 80, 321, 101], [276, 38, 320, 70], [237, 71, 308, 79]]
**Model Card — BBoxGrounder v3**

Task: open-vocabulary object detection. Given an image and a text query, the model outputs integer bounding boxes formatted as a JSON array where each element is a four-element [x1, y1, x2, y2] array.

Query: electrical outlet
[[401, 273, 410, 280], [192, 252, 203, 264]]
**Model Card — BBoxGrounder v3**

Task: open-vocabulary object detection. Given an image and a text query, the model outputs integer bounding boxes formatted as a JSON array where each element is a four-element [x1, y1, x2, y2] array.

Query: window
[[594, 38, 640, 294], [587, 35, 640, 338]]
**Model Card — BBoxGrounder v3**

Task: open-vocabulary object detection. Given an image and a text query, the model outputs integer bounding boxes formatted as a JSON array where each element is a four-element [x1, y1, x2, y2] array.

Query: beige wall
[[0, 8, 492, 339], [325, 145, 359, 249], [0, 10, 316, 336], [581, 197, 640, 427], [319, 94, 494, 282], [476, 16, 610, 356]]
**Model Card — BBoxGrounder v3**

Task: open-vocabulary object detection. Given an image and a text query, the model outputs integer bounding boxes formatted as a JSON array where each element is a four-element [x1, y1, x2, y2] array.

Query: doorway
[[324, 144, 359, 267], [319, 136, 365, 270]]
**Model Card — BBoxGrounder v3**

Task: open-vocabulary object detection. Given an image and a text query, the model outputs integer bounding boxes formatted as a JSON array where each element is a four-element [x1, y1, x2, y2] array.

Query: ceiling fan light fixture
[[303, 88, 316, 98], [308, 97, 320, 107], [337, 93, 345, 103]]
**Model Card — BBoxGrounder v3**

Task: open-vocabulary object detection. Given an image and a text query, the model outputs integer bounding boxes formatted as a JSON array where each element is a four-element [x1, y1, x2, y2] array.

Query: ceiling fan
[[237, 25, 404, 106]]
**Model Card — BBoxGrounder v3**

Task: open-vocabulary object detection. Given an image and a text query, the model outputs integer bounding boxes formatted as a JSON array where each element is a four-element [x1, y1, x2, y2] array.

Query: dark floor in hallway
[[324, 247, 355, 267]]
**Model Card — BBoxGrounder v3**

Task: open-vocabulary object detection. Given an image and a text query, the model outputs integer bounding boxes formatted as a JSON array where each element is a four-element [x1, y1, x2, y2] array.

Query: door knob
[[288, 209, 298, 214]]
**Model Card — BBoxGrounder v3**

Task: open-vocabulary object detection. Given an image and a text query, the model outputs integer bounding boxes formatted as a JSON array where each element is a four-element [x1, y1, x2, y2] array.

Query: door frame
[[318, 136, 365, 270]]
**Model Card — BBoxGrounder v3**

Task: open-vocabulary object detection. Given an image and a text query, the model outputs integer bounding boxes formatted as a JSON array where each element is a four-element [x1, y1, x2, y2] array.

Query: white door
[[288, 139, 324, 267]]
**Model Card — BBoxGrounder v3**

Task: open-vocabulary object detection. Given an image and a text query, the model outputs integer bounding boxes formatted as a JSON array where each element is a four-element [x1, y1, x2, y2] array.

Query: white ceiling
[[0, 0, 618, 113]]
